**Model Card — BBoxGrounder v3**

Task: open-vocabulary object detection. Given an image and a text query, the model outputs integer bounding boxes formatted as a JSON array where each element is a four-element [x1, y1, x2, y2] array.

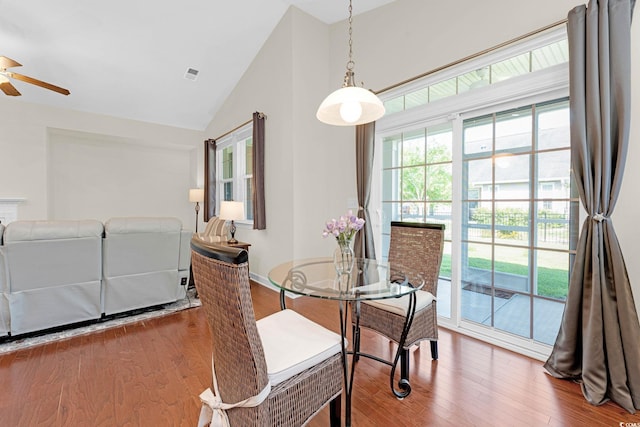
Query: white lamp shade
[[189, 188, 205, 203], [316, 86, 385, 126], [219, 201, 245, 221]]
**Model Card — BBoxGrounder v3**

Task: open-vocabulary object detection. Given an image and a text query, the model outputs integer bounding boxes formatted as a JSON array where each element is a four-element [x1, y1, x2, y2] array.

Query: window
[[376, 27, 575, 357], [216, 123, 253, 221], [461, 99, 578, 345], [383, 37, 569, 115]]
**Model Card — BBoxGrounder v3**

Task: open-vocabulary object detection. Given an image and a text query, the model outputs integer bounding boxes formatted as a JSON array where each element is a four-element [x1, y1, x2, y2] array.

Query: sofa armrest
[[178, 229, 192, 271]]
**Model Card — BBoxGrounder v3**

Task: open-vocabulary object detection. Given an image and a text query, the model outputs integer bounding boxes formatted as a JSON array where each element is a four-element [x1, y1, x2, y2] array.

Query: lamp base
[[228, 220, 238, 244]]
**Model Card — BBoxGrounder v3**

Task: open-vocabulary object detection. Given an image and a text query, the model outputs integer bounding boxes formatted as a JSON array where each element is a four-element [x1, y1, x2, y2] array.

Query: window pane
[[426, 164, 452, 200], [440, 241, 452, 280], [401, 202, 423, 221], [535, 201, 575, 250], [426, 202, 452, 240], [494, 294, 530, 339], [382, 202, 401, 233], [401, 166, 425, 200], [533, 298, 563, 345], [245, 178, 254, 221], [466, 158, 493, 199], [384, 96, 405, 114], [494, 245, 530, 293], [463, 115, 493, 156], [426, 123, 453, 163], [405, 87, 429, 109], [382, 169, 401, 200], [383, 134, 401, 168], [458, 67, 490, 93], [535, 249, 569, 300], [495, 107, 532, 152], [245, 138, 253, 175], [223, 182, 233, 201], [537, 100, 570, 150], [222, 146, 233, 179], [532, 39, 569, 71], [402, 129, 425, 166], [464, 203, 492, 243], [494, 201, 529, 246], [461, 242, 493, 324], [536, 151, 571, 199], [429, 77, 457, 102], [491, 52, 530, 83], [494, 154, 530, 200]]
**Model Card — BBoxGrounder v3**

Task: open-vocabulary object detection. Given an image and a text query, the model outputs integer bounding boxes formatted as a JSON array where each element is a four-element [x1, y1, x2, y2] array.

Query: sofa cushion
[[104, 217, 181, 235], [4, 220, 103, 242]]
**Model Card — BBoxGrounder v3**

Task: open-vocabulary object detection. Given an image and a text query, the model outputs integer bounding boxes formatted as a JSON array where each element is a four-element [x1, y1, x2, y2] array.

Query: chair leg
[[430, 340, 438, 360], [329, 395, 341, 427]]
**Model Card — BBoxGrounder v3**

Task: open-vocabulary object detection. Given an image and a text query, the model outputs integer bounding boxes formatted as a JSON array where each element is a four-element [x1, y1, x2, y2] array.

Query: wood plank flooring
[[0, 282, 637, 426]]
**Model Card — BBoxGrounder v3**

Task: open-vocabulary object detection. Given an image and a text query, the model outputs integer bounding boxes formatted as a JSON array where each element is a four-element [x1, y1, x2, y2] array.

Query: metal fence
[[465, 211, 571, 245]]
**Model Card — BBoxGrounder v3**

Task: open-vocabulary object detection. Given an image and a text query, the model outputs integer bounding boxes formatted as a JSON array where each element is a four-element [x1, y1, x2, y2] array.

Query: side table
[[220, 240, 251, 252]]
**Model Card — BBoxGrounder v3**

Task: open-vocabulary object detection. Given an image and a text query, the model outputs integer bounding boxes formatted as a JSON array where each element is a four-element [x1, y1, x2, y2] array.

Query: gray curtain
[[543, 0, 639, 413], [353, 122, 376, 260], [252, 112, 266, 230], [204, 138, 217, 221]]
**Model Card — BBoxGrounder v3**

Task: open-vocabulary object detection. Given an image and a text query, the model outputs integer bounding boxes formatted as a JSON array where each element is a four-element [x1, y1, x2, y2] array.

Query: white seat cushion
[[363, 290, 436, 316], [257, 309, 342, 386]]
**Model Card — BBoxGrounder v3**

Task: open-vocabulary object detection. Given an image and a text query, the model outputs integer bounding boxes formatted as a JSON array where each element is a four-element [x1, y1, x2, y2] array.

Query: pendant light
[[316, 0, 385, 126]]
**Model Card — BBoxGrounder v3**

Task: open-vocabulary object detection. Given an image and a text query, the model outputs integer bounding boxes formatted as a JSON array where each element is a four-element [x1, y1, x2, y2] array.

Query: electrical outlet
[[180, 277, 188, 286]]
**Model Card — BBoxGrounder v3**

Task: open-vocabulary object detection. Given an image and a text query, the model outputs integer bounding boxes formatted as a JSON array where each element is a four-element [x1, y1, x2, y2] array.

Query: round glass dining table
[[268, 257, 423, 427]]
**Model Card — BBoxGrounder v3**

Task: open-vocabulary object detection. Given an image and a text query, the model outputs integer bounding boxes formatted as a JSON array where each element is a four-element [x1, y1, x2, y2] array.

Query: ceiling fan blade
[[9, 72, 70, 95], [0, 81, 21, 96], [0, 56, 22, 69]]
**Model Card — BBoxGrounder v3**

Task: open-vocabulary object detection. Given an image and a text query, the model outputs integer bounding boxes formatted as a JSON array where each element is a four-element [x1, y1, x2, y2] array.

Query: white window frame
[[373, 27, 572, 360], [216, 123, 253, 224]]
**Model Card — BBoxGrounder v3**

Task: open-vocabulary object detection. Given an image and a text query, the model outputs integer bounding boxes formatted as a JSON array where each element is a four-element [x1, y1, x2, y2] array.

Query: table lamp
[[189, 188, 205, 232], [219, 200, 244, 243]]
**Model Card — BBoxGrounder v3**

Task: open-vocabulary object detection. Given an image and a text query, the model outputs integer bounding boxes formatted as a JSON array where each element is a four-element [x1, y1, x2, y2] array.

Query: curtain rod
[[213, 112, 266, 141], [375, 18, 568, 95]]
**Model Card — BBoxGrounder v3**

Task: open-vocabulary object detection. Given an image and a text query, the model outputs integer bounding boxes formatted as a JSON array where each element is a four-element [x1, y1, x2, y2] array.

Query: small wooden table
[[220, 240, 251, 252]]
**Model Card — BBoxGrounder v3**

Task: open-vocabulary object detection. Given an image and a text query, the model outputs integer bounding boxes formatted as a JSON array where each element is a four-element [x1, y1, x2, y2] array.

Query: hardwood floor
[[0, 282, 636, 426]]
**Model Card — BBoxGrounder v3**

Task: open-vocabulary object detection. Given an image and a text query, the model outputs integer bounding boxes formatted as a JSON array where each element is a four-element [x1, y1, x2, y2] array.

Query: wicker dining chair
[[190, 237, 343, 427], [354, 222, 444, 394]]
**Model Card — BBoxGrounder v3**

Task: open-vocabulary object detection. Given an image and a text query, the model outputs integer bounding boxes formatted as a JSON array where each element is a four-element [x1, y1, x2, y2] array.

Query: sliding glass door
[[461, 98, 578, 345]]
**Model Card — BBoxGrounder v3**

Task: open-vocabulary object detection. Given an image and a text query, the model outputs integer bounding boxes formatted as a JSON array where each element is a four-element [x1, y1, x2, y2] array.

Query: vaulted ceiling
[[0, 0, 394, 130]]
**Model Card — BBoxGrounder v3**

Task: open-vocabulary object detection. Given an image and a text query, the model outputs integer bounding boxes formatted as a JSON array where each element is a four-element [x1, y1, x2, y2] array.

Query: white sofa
[[102, 217, 191, 316], [0, 217, 192, 336], [2, 220, 104, 335], [0, 222, 9, 337]]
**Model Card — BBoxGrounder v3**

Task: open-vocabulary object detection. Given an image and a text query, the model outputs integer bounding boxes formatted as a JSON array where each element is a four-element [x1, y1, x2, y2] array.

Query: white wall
[[206, 0, 640, 313], [0, 98, 203, 229], [204, 7, 356, 279]]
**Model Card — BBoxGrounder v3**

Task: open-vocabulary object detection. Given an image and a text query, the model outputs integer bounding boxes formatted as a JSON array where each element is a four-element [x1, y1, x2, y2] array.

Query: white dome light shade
[[316, 86, 385, 126]]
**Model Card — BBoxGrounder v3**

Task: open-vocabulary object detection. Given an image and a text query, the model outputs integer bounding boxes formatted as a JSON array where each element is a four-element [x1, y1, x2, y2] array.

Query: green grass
[[439, 254, 568, 299]]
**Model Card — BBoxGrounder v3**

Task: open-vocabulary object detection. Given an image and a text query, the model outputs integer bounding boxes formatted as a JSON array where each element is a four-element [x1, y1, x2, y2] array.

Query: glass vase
[[333, 239, 355, 275]]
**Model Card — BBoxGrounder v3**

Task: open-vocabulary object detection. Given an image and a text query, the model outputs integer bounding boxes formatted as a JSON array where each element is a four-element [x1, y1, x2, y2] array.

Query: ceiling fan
[[0, 55, 70, 96]]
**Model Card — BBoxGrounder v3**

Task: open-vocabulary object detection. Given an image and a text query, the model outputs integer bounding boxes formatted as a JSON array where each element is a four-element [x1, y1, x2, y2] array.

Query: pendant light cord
[[347, 0, 354, 71], [343, 0, 356, 87]]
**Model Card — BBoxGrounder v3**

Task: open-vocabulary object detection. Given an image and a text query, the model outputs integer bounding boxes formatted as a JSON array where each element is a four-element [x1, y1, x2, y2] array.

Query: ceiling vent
[[184, 68, 199, 81]]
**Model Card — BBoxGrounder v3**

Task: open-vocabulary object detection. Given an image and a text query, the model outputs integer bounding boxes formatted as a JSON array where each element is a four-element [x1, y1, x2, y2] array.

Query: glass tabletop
[[268, 257, 423, 302]]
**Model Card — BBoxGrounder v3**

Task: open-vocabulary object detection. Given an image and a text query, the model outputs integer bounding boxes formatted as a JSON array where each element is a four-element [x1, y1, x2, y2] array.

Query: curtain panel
[[252, 112, 266, 230], [543, 0, 639, 413], [354, 122, 376, 260], [204, 139, 217, 222]]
